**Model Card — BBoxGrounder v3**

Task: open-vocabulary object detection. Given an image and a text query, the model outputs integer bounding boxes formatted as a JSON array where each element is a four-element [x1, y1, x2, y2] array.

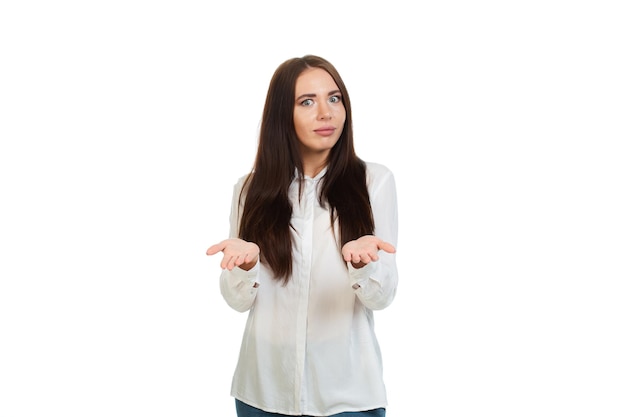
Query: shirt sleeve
[[349, 164, 399, 310], [219, 178, 260, 312]]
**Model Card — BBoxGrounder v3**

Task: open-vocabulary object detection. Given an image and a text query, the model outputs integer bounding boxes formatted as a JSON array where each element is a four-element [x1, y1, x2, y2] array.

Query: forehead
[[295, 68, 338, 94]]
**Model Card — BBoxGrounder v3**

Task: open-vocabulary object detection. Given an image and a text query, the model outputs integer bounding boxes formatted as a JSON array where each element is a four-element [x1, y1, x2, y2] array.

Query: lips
[[314, 127, 336, 137]]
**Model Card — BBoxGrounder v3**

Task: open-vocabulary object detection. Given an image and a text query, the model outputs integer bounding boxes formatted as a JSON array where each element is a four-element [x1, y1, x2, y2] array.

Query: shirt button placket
[[294, 178, 315, 411]]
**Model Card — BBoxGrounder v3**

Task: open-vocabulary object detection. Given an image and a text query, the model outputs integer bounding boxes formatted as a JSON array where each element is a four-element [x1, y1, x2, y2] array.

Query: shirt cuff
[[348, 261, 380, 288], [230, 261, 260, 287]]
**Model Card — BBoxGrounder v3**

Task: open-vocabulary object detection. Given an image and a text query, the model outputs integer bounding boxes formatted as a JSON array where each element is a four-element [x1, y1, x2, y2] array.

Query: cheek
[[337, 111, 347, 129], [294, 112, 315, 130], [293, 111, 306, 126], [293, 116, 310, 142], [293, 116, 304, 133]]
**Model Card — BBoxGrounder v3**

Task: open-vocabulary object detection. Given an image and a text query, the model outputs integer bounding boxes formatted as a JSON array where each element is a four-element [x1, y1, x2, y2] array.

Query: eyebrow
[[296, 89, 341, 101]]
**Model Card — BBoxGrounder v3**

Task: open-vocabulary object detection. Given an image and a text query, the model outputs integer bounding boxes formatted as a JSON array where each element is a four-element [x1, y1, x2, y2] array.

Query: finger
[[244, 253, 258, 264], [360, 253, 373, 264], [206, 242, 225, 256], [220, 255, 231, 270], [234, 254, 246, 266], [223, 253, 239, 270], [227, 254, 242, 270], [378, 241, 396, 254]]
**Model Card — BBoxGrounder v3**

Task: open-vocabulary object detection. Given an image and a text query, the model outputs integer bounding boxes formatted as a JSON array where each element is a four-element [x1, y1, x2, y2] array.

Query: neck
[[302, 153, 328, 177]]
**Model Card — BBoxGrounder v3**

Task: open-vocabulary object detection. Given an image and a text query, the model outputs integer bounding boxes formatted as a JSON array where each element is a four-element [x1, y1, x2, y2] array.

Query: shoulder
[[230, 173, 253, 203], [364, 161, 395, 183], [233, 172, 253, 190], [234, 173, 249, 187], [363, 161, 396, 197]]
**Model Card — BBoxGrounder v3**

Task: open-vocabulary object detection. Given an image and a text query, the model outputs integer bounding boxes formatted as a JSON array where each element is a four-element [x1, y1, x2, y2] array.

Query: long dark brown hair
[[238, 55, 374, 283]]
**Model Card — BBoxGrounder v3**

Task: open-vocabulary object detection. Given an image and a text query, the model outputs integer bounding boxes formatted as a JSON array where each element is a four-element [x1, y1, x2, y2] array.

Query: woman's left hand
[[341, 235, 396, 269]]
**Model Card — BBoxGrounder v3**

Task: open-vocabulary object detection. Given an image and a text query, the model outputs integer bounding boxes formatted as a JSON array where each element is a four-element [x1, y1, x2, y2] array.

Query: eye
[[329, 95, 342, 104], [300, 98, 314, 106]]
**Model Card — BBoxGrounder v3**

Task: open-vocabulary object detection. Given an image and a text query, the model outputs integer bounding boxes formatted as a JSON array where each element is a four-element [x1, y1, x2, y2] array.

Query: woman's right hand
[[206, 238, 260, 271]]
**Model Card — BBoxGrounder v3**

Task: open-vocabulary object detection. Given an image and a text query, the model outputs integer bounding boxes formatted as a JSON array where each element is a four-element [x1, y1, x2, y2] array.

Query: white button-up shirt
[[219, 161, 399, 416]]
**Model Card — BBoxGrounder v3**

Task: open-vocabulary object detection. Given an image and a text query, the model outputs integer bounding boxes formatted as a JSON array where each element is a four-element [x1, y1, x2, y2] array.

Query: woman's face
[[293, 68, 346, 159]]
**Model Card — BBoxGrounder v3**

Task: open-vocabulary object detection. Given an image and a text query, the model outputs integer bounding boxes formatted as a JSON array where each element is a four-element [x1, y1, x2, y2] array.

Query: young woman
[[206, 55, 399, 417]]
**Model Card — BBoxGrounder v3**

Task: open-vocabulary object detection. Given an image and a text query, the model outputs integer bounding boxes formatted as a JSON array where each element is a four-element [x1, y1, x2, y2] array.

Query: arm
[[206, 178, 260, 312], [343, 165, 399, 310]]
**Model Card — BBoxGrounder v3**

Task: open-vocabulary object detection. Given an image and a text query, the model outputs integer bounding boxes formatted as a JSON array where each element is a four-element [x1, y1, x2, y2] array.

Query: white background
[[1, 1, 625, 416]]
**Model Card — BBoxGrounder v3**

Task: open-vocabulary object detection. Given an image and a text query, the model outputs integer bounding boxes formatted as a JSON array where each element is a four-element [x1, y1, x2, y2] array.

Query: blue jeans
[[235, 399, 386, 417]]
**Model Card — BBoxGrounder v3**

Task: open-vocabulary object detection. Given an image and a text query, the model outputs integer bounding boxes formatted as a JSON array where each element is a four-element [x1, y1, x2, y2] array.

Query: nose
[[317, 102, 332, 120]]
